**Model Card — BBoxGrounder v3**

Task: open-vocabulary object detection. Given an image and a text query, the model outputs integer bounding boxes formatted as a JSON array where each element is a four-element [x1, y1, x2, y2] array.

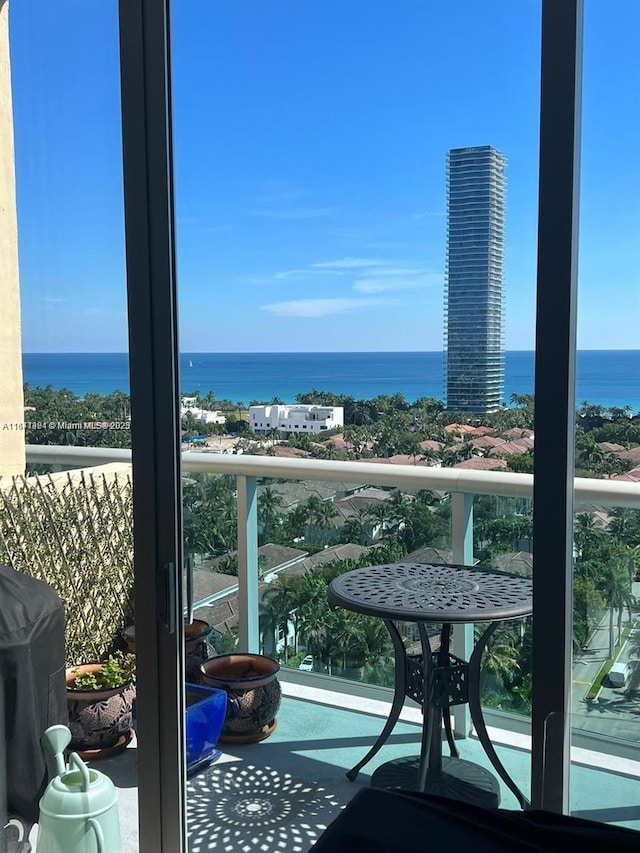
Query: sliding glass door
[[114, 0, 595, 848], [119, 1, 186, 850]]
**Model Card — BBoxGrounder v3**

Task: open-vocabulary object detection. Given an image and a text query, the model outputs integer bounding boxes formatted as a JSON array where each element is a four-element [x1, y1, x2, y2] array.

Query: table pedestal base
[[371, 756, 500, 809]]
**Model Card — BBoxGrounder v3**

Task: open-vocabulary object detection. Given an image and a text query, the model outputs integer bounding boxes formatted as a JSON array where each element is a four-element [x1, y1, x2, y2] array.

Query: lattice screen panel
[[0, 470, 134, 664]]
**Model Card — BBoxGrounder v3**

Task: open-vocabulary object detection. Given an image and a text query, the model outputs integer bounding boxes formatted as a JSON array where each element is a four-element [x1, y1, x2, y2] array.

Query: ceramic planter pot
[[66, 664, 135, 757], [124, 620, 219, 682], [200, 653, 281, 743]]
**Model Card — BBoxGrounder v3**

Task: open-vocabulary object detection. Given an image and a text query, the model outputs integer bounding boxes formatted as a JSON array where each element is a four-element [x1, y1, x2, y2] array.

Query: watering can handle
[[68, 752, 91, 792], [88, 817, 105, 853]]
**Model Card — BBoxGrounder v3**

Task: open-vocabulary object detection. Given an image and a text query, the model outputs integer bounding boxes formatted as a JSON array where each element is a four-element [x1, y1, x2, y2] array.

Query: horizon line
[[22, 348, 640, 356]]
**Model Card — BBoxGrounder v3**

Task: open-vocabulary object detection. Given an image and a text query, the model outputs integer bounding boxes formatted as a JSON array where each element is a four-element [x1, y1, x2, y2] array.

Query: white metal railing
[[25, 443, 640, 508]]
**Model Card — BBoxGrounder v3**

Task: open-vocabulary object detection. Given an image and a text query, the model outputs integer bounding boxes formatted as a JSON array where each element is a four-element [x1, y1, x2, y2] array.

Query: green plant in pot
[[66, 650, 136, 757]]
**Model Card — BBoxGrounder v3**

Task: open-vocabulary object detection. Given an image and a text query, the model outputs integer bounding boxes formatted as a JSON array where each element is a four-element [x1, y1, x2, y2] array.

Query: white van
[[608, 662, 629, 688]]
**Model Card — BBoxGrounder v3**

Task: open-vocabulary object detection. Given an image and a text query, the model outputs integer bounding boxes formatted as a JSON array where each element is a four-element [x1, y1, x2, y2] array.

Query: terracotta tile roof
[[467, 426, 496, 436], [471, 436, 506, 449], [609, 467, 640, 482], [444, 423, 477, 435], [326, 433, 350, 448], [598, 442, 625, 453], [354, 454, 441, 467], [504, 428, 534, 439], [491, 438, 534, 456], [452, 457, 508, 470], [615, 446, 640, 466], [419, 439, 444, 451]]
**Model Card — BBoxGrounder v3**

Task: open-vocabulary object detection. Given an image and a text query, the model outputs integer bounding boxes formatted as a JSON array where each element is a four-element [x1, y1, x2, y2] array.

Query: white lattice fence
[[0, 470, 134, 664]]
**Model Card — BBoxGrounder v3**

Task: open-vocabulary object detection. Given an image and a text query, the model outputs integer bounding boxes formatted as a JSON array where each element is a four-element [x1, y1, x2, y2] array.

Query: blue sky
[[9, 0, 640, 353]]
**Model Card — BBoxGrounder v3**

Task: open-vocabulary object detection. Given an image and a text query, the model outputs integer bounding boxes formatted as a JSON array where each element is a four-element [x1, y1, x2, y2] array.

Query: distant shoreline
[[21, 351, 640, 413]]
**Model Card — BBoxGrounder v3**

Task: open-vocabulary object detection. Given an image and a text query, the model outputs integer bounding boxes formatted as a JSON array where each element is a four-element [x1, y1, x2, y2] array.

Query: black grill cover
[[0, 566, 67, 823]]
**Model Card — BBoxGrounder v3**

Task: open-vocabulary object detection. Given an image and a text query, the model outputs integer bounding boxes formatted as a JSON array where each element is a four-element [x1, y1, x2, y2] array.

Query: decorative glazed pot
[[183, 620, 219, 681], [200, 654, 281, 743], [124, 620, 219, 682], [66, 665, 135, 757]]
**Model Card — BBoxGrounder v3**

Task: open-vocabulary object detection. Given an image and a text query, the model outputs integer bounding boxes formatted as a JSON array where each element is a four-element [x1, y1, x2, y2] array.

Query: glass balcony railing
[[21, 444, 640, 752]]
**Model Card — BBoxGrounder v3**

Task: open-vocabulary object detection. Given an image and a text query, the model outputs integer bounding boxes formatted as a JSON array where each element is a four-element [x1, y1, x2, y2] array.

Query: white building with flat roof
[[181, 399, 226, 425], [249, 404, 343, 437]]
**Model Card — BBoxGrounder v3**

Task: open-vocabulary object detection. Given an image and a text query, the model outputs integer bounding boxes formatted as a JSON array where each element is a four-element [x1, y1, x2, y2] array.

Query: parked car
[[298, 655, 314, 672], [608, 662, 629, 688], [633, 569, 640, 582]]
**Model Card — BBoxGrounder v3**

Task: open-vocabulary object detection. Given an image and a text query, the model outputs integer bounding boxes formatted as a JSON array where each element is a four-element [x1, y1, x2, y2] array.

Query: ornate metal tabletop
[[327, 562, 532, 623]]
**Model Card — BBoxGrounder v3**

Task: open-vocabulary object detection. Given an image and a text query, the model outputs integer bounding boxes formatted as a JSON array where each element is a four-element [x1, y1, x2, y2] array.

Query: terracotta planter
[[200, 653, 281, 743], [66, 664, 135, 756]]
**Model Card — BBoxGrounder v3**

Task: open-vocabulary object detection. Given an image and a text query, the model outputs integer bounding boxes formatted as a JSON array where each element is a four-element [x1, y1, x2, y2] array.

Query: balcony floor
[[44, 682, 640, 853]]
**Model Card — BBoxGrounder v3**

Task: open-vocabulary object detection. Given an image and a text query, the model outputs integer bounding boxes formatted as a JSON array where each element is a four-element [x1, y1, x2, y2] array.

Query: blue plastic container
[[185, 683, 226, 775]]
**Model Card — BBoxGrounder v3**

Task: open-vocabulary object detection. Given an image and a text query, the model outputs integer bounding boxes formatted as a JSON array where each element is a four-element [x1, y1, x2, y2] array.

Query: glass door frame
[[119, 0, 186, 850]]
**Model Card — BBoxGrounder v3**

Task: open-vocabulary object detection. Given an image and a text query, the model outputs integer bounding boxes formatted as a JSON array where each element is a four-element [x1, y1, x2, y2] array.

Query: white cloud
[[353, 274, 441, 294], [360, 267, 428, 277], [42, 297, 68, 303], [311, 257, 395, 269], [274, 268, 344, 280], [261, 298, 385, 318]]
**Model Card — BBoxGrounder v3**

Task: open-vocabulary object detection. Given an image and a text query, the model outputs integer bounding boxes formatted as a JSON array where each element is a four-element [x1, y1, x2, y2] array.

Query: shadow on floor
[[186, 755, 366, 853]]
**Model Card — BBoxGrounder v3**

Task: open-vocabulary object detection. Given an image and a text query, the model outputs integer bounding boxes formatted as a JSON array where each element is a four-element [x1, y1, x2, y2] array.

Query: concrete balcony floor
[[42, 682, 640, 853]]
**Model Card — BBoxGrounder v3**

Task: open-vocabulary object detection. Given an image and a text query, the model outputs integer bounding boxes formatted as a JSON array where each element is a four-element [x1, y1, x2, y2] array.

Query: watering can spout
[[40, 725, 71, 778]]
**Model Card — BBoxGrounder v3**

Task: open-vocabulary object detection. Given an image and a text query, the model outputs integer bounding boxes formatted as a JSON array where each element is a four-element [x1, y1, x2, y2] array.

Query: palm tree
[[367, 502, 395, 540], [608, 509, 627, 544], [318, 442, 338, 460], [262, 576, 304, 661], [389, 490, 411, 527], [258, 485, 285, 543], [338, 515, 365, 545], [284, 504, 310, 541], [477, 625, 521, 690], [267, 427, 281, 448], [602, 560, 635, 658], [259, 593, 281, 658], [202, 390, 216, 410], [574, 513, 601, 562], [298, 574, 334, 670], [182, 473, 237, 556], [305, 496, 338, 538], [343, 425, 371, 458]]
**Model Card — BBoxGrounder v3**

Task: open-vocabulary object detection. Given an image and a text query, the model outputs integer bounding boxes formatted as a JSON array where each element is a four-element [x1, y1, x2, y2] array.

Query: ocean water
[[21, 351, 640, 413]]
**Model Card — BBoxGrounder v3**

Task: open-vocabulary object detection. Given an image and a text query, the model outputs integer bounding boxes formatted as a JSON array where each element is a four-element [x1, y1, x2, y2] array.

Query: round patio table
[[327, 562, 532, 809]]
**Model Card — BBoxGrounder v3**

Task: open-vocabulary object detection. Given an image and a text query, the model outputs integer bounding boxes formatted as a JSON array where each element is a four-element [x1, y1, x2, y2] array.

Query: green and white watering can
[[36, 725, 122, 853]]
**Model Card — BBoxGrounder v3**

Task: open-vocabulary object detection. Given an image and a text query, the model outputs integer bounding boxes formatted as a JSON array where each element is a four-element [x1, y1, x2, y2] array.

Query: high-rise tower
[[444, 145, 506, 414]]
